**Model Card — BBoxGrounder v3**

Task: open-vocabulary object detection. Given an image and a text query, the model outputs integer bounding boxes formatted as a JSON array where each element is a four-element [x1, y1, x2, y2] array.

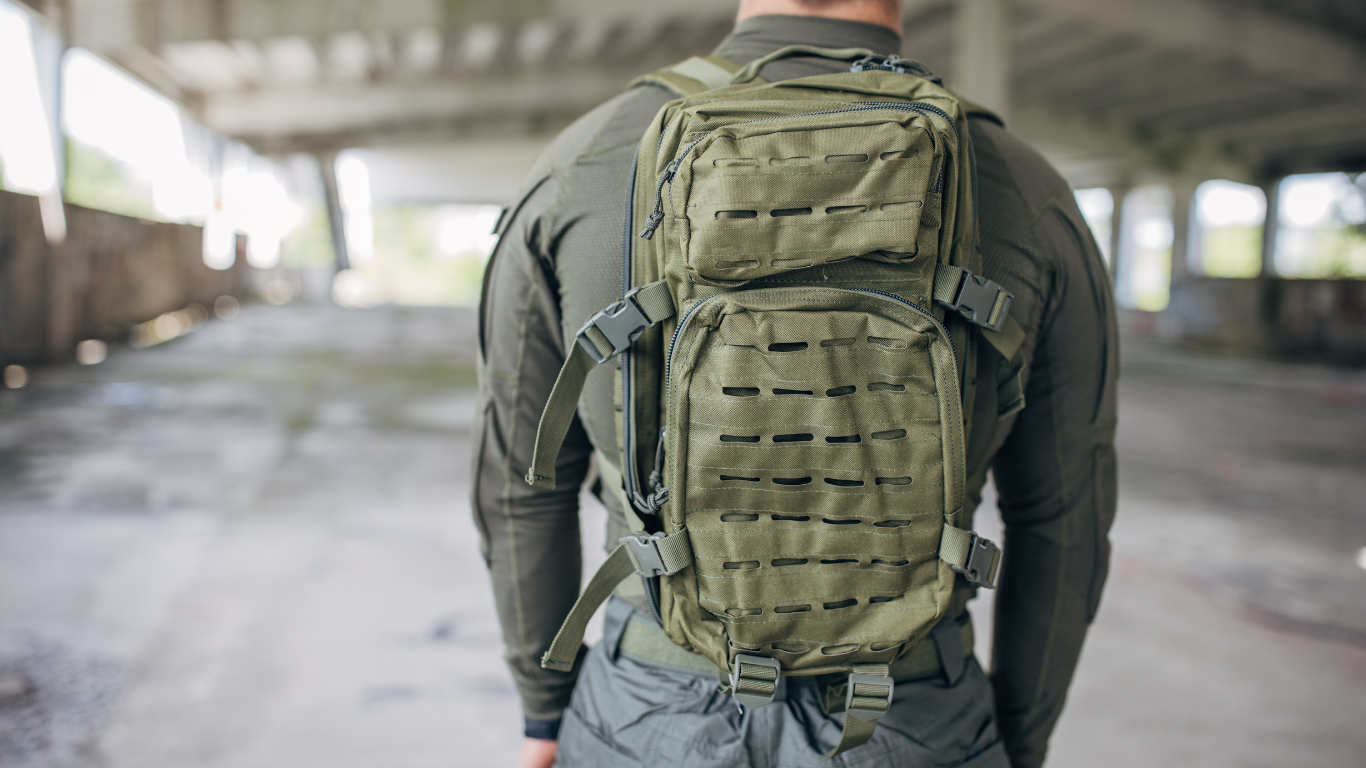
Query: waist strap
[[618, 612, 974, 680]]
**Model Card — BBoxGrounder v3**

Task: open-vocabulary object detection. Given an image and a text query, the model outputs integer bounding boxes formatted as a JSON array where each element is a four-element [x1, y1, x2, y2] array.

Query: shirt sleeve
[[988, 181, 1120, 767], [471, 172, 596, 723]]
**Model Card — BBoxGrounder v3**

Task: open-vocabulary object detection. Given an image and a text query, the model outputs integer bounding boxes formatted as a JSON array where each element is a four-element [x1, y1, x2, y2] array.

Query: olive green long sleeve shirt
[[472, 15, 1118, 768]]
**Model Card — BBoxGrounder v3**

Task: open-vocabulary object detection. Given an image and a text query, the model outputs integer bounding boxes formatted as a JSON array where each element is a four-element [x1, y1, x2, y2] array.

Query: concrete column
[[1169, 182, 1195, 284], [1260, 178, 1281, 278], [953, 0, 1013, 121], [1107, 185, 1130, 283], [316, 151, 351, 273]]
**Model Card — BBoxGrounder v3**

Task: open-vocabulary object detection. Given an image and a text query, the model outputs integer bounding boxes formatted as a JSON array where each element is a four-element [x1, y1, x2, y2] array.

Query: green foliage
[[1201, 227, 1261, 278], [280, 202, 335, 268], [346, 205, 490, 307], [63, 138, 156, 219]]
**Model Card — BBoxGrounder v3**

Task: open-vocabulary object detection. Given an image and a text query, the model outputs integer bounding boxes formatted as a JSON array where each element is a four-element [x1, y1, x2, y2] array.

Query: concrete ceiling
[[29, 0, 1366, 192]]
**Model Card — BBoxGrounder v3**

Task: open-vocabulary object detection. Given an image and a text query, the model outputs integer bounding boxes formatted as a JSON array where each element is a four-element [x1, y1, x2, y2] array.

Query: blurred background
[[0, 0, 1362, 766]]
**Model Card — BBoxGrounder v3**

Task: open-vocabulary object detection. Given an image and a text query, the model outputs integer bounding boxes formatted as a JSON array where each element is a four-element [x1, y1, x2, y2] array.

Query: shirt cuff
[[524, 716, 562, 741]]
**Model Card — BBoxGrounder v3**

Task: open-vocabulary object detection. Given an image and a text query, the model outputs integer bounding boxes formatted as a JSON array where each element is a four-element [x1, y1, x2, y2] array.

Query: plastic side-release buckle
[[730, 654, 780, 709], [619, 531, 676, 578], [951, 533, 1002, 589], [943, 272, 1013, 333], [844, 665, 894, 722], [575, 286, 654, 364]]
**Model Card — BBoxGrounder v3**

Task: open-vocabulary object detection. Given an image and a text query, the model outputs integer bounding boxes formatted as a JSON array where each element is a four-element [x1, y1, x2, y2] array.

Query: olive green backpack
[[526, 46, 1025, 758]]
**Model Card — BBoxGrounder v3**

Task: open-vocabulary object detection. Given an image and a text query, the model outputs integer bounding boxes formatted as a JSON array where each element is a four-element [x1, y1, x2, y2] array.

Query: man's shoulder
[[968, 116, 1073, 225], [537, 84, 676, 177]]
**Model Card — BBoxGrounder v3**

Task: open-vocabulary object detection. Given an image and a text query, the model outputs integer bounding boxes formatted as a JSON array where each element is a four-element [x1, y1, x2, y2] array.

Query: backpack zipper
[[620, 145, 646, 510], [639, 101, 956, 239]]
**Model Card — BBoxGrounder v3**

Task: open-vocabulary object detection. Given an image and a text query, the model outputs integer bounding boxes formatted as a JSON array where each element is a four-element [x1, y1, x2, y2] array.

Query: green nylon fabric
[[527, 280, 676, 490], [527, 343, 597, 489], [620, 606, 974, 679], [541, 544, 635, 671], [540, 530, 693, 671], [620, 62, 978, 684], [820, 662, 891, 760]]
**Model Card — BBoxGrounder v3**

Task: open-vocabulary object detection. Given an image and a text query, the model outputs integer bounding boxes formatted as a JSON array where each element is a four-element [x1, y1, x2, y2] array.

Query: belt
[[618, 612, 975, 681]]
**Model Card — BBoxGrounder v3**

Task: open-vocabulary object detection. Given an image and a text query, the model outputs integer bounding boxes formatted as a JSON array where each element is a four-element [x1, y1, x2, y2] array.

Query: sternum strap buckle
[[933, 263, 1013, 333], [575, 282, 675, 364]]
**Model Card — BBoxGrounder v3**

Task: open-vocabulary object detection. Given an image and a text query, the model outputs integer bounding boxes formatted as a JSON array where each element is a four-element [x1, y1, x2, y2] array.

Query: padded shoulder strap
[[956, 96, 1005, 128], [629, 55, 745, 98]]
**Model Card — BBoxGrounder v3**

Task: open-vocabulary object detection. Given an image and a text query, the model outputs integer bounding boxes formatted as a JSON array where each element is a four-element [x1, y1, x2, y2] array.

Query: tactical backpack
[[525, 46, 1025, 758]]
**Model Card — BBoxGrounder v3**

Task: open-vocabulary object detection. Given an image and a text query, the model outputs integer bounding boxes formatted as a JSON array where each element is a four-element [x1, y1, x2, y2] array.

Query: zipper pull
[[638, 162, 677, 240], [639, 211, 665, 240]]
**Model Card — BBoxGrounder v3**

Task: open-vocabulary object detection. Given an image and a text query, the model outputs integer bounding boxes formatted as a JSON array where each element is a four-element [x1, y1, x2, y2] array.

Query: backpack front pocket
[[661, 288, 964, 670]]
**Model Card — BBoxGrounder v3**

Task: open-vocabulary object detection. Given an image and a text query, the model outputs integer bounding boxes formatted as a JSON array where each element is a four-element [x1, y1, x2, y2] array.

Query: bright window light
[[63, 48, 213, 223], [0, 1, 58, 194], [1117, 186, 1173, 311], [1191, 180, 1264, 278], [337, 152, 374, 264], [1275, 174, 1366, 278], [435, 205, 500, 259], [1074, 188, 1114, 264]]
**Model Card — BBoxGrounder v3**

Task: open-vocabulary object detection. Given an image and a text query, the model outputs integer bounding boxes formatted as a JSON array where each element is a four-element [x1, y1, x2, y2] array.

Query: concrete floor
[[0, 305, 1362, 768]]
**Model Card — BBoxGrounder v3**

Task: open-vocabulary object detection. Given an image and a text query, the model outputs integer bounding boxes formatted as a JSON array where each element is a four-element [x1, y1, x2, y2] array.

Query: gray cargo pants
[[556, 599, 1010, 768]]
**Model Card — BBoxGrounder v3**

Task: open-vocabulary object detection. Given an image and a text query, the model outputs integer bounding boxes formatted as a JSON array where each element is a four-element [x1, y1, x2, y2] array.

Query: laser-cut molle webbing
[[663, 289, 965, 672], [679, 116, 946, 286]]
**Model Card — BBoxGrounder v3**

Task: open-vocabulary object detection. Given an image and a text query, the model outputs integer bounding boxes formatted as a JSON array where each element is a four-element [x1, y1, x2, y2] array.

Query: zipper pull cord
[[639, 162, 677, 240], [633, 428, 669, 516]]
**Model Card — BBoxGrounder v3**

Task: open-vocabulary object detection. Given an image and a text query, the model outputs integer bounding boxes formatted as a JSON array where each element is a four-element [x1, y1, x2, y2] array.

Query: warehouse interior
[[0, 0, 1363, 766]]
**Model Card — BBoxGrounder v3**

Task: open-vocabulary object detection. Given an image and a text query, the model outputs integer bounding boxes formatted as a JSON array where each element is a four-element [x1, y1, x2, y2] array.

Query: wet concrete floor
[[0, 305, 1363, 767]]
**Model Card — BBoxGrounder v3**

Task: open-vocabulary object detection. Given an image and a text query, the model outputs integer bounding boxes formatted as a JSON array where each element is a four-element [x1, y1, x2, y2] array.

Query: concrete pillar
[[1260, 178, 1281, 278], [316, 151, 351, 273], [1107, 185, 1130, 283], [1169, 182, 1195, 284], [953, 0, 1013, 121]]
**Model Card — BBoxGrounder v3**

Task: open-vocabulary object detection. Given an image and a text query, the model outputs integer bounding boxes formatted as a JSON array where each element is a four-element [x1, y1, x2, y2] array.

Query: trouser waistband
[[611, 597, 975, 683]]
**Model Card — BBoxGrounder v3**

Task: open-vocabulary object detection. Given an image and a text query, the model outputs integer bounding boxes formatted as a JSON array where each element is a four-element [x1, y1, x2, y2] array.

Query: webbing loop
[[821, 663, 893, 760], [730, 654, 780, 709]]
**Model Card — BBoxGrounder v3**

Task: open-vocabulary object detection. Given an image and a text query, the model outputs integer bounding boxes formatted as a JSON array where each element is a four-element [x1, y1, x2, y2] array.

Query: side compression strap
[[526, 281, 675, 489], [541, 545, 635, 672], [939, 525, 1002, 589], [541, 530, 693, 672]]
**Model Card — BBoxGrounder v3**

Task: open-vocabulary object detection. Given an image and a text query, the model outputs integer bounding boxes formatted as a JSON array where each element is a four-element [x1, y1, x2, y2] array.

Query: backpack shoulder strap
[[629, 55, 747, 98], [957, 97, 1005, 128]]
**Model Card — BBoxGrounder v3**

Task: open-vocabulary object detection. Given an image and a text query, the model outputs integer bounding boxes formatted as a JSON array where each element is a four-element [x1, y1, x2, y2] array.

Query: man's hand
[[520, 737, 557, 768]]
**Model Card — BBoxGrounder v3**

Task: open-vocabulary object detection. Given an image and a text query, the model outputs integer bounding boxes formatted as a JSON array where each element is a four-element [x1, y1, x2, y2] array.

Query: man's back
[[473, 8, 1117, 767]]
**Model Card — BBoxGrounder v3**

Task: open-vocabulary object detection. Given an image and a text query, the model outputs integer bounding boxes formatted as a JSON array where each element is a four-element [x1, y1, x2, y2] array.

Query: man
[[472, 1, 1118, 766]]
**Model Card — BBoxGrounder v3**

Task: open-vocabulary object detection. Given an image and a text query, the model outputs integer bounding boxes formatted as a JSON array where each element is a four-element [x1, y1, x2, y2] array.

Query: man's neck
[[736, 0, 902, 34]]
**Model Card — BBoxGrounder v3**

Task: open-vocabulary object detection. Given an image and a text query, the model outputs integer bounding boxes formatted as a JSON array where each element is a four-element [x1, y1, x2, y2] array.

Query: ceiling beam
[[1026, 0, 1366, 97]]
